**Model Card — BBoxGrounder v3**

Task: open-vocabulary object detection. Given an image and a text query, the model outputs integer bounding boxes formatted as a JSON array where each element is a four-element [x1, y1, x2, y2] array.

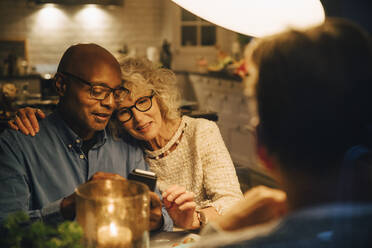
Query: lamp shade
[[172, 0, 325, 37]]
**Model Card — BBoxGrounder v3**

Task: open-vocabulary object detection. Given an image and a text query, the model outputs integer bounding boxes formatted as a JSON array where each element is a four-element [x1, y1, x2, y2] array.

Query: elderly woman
[[10, 57, 243, 228]]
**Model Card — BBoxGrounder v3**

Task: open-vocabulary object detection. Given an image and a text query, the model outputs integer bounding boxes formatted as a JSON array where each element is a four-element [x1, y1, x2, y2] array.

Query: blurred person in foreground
[[193, 17, 372, 247], [9, 57, 245, 229], [0, 43, 197, 231]]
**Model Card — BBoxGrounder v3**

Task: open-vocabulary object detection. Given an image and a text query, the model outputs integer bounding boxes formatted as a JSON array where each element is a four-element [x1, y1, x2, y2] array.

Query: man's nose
[[101, 92, 116, 109]]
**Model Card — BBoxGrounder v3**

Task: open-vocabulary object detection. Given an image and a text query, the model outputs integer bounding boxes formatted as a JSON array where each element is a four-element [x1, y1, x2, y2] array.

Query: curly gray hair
[[119, 57, 181, 121]]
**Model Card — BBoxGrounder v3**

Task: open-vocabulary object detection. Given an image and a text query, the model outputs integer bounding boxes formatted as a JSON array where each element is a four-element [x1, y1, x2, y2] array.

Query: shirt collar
[[49, 110, 108, 151]]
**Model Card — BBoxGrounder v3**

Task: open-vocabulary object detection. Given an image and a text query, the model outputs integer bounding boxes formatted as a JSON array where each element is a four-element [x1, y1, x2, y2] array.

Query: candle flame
[[109, 222, 118, 236], [108, 203, 114, 213]]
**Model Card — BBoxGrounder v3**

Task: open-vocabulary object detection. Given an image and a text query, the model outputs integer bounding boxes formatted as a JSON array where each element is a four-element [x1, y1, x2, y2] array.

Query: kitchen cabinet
[[179, 72, 277, 189], [0, 75, 41, 97]]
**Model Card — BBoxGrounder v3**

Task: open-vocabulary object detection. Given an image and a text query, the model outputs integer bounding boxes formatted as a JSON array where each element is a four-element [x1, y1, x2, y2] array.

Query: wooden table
[[150, 231, 200, 248]]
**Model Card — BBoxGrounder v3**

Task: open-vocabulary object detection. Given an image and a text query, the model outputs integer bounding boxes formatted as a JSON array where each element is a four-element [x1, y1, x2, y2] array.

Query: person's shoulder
[[0, 113, 57, 143], [183, 115, 218, 133], [106, 129, 142, 150], [0, 127, 35, 152], [31, 113, 59, 138], [0, 127, 21, 142]]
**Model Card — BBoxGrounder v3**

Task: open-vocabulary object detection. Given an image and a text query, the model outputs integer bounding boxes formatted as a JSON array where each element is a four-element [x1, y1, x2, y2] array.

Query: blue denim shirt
[[0, 111, 172, 230]]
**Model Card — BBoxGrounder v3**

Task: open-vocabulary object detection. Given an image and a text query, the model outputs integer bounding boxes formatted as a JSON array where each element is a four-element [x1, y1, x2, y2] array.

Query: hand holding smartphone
[[128, 169, 157, 191]]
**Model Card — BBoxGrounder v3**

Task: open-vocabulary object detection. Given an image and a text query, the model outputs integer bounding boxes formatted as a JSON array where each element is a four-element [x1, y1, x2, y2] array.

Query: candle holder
[[75, 179, 150, 248]]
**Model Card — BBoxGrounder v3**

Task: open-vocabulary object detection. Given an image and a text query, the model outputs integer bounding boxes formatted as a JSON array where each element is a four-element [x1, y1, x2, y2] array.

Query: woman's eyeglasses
[[59, 71, 129, 102], [116, 93, 155, 123]]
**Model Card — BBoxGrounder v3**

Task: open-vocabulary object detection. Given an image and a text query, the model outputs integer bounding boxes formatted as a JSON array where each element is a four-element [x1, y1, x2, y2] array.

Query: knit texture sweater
[[145, 116, 243, 214]]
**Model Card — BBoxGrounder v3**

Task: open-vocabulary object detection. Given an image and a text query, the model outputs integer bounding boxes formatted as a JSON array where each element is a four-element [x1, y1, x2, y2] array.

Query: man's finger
[[150, 192, 162, 209], [90, 172, 126, 181], [149, 207, 162, 231]]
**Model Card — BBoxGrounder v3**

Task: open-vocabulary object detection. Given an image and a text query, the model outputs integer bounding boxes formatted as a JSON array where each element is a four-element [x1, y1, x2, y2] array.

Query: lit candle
[[97, 222, 132, 248]]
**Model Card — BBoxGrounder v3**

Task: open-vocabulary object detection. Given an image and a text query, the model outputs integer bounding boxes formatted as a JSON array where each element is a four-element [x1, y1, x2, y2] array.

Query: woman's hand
[[162, 185, 199, 230], [8, 107, 46, 136], [214, 185, 287, 231]]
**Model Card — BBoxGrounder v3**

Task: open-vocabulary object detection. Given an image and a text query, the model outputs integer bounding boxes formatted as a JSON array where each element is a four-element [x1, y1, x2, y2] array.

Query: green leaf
[[1, 212, 84, 248]]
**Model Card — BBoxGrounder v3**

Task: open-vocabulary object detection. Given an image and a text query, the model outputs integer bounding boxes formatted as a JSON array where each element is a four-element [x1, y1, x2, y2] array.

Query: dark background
[[321, 0, 371, 33]]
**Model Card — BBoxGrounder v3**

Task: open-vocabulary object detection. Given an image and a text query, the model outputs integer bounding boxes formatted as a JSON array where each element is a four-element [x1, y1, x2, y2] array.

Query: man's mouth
[[92, 112, 111, 121]]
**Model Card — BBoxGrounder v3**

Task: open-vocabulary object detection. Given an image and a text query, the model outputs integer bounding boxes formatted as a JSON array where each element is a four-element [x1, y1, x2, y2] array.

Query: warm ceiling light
[[171, 0, 325, 37], [76, 5, 107, 28], [35, 4, 66, 28]]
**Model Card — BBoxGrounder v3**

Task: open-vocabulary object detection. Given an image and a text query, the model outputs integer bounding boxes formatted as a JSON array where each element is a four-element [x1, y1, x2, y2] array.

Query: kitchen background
[[0, 0, 238, 74], [0, 0, 370, 189]]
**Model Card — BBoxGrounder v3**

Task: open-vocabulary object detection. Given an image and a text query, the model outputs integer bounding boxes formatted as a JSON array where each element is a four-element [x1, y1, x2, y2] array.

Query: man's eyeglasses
[[116, 93, 155, 123], [59, 71, 129, 102]]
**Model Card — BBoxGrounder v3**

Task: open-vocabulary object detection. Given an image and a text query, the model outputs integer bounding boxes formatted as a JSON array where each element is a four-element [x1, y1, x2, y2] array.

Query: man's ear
[[54, 75, 66, 96]]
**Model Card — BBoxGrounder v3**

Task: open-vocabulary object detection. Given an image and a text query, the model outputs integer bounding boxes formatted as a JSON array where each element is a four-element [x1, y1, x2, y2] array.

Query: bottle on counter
[[18, 82, 29, 102]]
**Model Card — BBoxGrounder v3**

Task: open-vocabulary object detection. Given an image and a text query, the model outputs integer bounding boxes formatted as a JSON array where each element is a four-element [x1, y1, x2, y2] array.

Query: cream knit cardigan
[[145, 116, 243, 214]]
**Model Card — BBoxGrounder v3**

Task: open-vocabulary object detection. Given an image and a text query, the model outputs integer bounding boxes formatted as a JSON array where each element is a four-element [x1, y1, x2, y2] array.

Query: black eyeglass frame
[[116, 92, 156, 123], [58, 71, 129, 102]]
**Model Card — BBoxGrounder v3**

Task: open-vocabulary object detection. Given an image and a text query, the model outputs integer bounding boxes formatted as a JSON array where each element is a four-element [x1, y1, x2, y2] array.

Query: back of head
[[251, 18, 372, 173]]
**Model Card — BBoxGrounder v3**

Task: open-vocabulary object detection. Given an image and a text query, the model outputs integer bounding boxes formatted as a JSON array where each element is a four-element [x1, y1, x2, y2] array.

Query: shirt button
[[76, 139, 81, 143], [79, 154, 84, 159]]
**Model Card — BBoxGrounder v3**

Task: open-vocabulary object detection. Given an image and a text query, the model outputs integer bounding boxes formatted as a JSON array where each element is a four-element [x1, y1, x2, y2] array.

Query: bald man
[[0, 44, 173, 231]]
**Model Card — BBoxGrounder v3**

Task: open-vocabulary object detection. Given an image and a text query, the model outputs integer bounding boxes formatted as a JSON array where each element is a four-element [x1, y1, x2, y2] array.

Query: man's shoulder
[[107, 130, 141, 147], [220, 204, 372, 248], [196, 204, 372, 248], [104, 131, 142, 152], [0, 113, 58, 145]]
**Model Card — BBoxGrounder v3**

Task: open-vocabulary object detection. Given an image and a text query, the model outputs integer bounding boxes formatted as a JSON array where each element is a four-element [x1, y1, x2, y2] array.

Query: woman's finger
[[178, 201, 196, 211], [174, 191, 194, 205], [14, 115, 30, 135], [163, 197, 172, 209], [36, 108, 46, 119], [27, 109, 41, 133], [166, 186, 187, 202], [17, 110, 36, 136], [162, 184, 181, 198], [8, 119, 19, 131]]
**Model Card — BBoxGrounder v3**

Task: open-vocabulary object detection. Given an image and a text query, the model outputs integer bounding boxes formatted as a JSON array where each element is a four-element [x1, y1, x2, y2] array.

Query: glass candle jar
[[75, 179, 150, 248]]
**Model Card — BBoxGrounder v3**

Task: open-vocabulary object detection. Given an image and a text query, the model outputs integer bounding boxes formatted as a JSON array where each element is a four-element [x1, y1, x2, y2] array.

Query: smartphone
[[128, 169, 157, 191]]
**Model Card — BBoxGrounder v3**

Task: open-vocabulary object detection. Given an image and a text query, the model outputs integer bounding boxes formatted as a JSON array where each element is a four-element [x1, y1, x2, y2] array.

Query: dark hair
[[251, 18, 372, 172]]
